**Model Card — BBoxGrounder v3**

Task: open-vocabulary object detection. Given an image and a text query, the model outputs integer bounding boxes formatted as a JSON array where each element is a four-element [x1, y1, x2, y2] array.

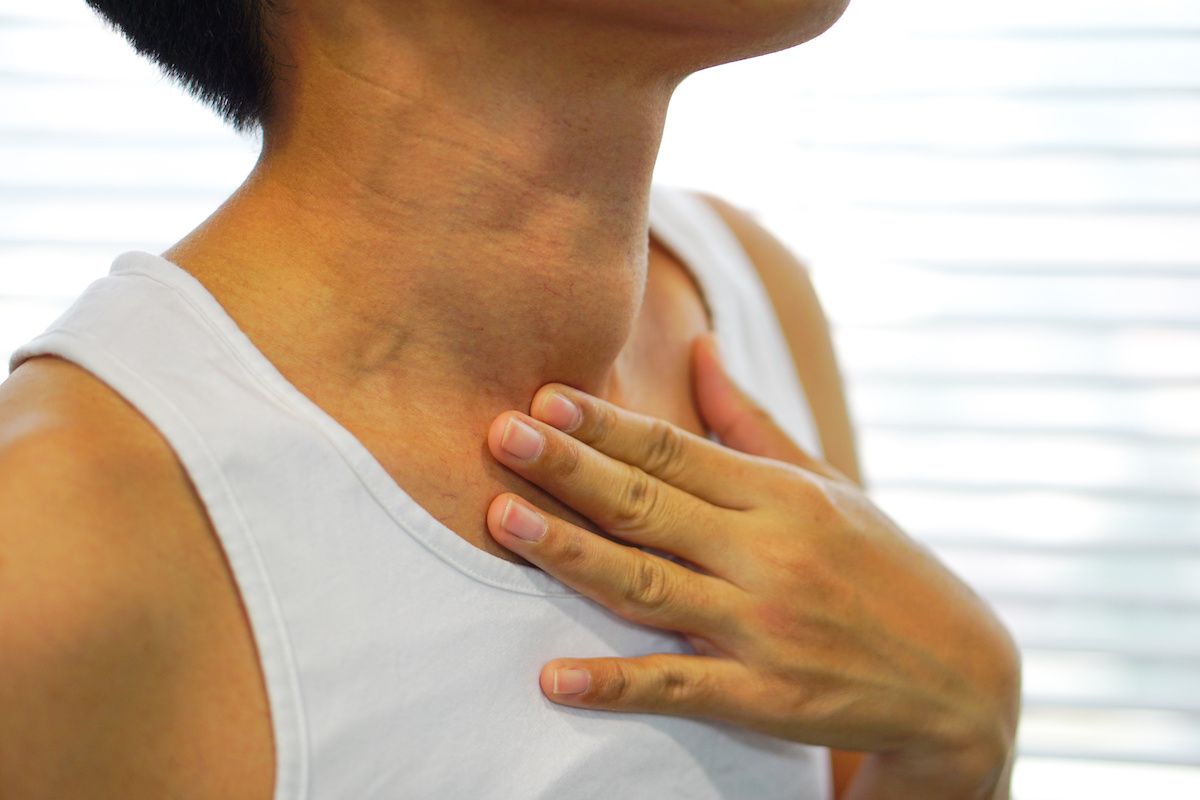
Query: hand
[[483, 333, 1021, 799]]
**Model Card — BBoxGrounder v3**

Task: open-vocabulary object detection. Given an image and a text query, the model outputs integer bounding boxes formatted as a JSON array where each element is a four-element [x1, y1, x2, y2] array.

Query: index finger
[[529, 384, 767, 510]]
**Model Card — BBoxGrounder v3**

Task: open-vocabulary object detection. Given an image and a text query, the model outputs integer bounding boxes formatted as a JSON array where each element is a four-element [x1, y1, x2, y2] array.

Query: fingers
[[537, 652, 753, 722], [527, 382, 766, 511], [488, 411, 747, 574], [487, 494, 748, 648]]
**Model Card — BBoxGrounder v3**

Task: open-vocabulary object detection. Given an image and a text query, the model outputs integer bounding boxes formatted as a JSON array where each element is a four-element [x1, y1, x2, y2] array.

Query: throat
[[303, 235, 714, 567]]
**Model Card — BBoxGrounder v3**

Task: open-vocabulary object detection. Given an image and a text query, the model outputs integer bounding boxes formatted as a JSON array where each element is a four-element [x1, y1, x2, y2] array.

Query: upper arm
[[695, 191, 868, 795], [0, 455, 159, 796], [695, 190, 864, 487], [0, 358, 235, 798]]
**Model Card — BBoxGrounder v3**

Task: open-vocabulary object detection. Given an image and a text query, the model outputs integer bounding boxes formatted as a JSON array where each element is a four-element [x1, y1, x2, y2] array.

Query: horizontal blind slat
[[869, 487, 1200, 546], [1017, 707, 1200, 766]]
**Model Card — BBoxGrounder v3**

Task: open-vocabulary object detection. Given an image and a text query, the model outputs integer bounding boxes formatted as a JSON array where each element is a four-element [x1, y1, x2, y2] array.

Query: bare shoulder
[[0, 356, 202, 590], [0, 356, 274, 799], [694, 190, 864, 487], [0, 357, 196, 636]]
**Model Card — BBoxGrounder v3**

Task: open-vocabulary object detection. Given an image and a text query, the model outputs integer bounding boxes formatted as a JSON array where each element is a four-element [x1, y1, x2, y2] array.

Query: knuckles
[[583, 401, 618, 446], [587, 659, 634, 706], [547, 436, 584, 482], [640, 419, 686, 481], [656, 657, 696, 705], [762, 469, 841, 537], [611, 468, 662, 533], [590, 656, 693, 709], [552, 527, 589, 570], [620, 553, 675, 616]]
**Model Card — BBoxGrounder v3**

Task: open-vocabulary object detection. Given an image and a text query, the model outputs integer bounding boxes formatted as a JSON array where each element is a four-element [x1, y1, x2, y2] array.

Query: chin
[[494, 0, 853, 60], [698, 0, 854, 62]]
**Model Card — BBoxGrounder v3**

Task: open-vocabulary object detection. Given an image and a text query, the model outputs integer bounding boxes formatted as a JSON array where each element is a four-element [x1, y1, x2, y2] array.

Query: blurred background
[[2, 0, 1198, 796]]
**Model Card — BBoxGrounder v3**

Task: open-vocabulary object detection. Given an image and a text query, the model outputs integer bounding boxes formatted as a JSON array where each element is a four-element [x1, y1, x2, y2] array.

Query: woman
[[0, 1, 1019, 797]]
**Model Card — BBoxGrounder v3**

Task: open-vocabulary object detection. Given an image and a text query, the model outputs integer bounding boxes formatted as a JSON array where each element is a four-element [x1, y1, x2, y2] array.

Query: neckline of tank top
[[107, 185, 728, 597]]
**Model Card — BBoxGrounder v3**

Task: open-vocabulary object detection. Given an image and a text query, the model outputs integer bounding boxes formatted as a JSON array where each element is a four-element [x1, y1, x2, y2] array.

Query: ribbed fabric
[[9, 183, 829, 800]]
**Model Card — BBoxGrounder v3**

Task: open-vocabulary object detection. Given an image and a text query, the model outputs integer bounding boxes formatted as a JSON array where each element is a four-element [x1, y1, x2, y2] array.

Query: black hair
[[84, 1, 278, 134]]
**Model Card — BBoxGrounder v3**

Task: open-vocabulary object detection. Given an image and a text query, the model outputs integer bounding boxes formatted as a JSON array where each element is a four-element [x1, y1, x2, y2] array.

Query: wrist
[[846, 740, 1013, 800], [927, 595, 1023, 788], [848, 624, 1022, 800]]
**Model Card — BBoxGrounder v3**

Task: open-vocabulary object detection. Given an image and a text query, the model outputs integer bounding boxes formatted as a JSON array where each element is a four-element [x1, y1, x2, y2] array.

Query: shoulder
[[0, 357, 249, 797], [0, 355, 190, 547], [692, 190, 865, 485], [0, 356, 192, 603]]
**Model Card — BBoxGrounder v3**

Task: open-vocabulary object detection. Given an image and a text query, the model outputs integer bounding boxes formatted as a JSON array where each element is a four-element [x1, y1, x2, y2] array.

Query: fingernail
[[501, 498, 547, 542], [552, 668, 590, 695], [500, 417, 544, 460], [541, 392, 582, 432]]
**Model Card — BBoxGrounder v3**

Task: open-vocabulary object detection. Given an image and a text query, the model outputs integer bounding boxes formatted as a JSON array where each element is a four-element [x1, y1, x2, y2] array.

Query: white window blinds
[[4, 0, 1199, 796]]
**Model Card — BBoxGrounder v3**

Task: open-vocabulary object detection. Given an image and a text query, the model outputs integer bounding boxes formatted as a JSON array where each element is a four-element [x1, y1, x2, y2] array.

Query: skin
[[0, 0, 1022, 795]]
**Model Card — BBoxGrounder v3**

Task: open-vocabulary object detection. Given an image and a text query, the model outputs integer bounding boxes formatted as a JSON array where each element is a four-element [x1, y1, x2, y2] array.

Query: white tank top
[[9, 184, 829, 800]]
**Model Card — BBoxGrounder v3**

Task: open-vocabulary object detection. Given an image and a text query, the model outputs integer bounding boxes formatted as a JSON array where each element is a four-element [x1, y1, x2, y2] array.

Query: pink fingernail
[[553, 668, 590, 695], [541, 392, 582, 432], [500, 417, 545, 460], [501, 499, 547, 542]]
